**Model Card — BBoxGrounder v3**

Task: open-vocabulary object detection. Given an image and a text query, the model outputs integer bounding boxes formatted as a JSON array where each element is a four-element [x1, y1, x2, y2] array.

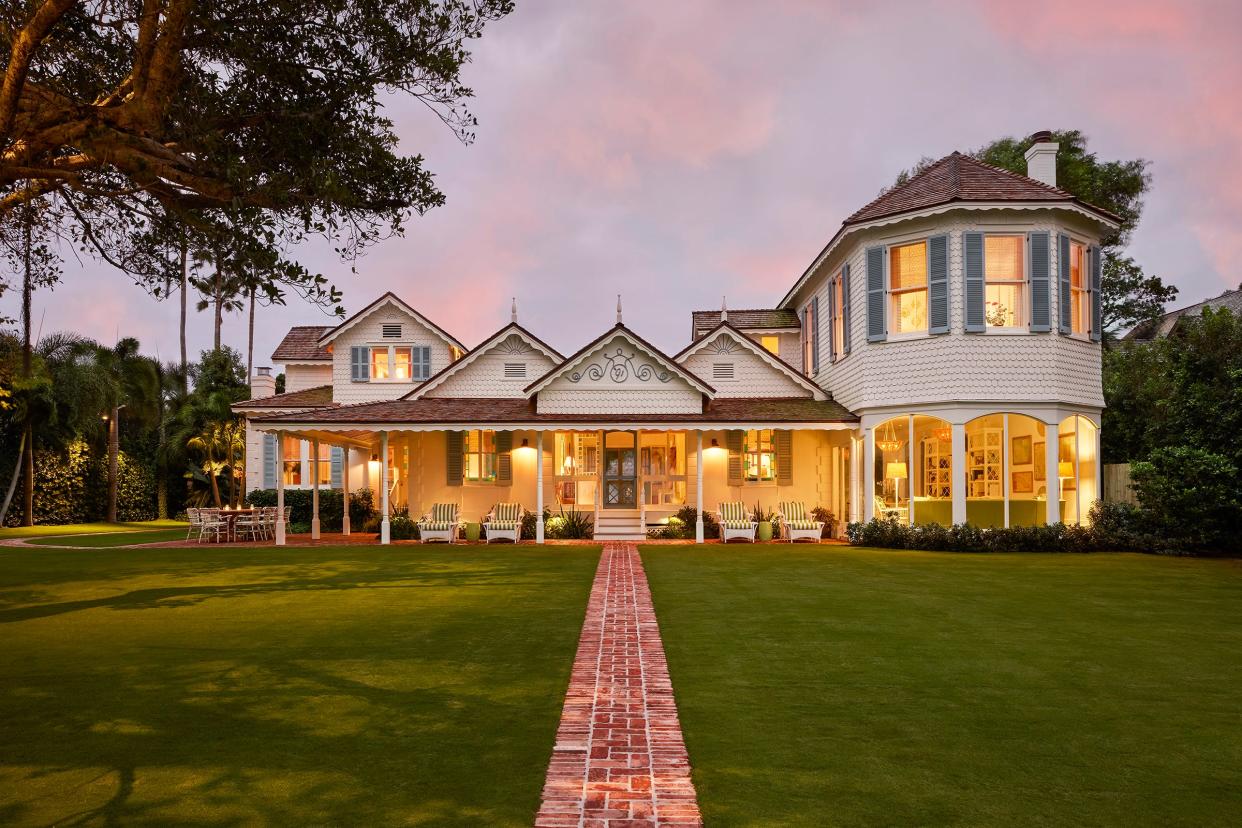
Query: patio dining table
[[213, 509, 257, 543]]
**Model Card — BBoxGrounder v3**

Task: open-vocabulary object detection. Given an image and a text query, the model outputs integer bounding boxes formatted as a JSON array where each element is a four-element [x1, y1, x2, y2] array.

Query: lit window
[[392, 347, 412, 380], [281, 436, 302, 485], [831, 273, 845, 360], [889, 241, 927, 334], [759, 335, 780, 356], [744, 429, 776, 482], [463, 430, 496, 482], [371, 348, 389, 379], [1069, 241, 1089, 336], [315, 451, 331, 485], [985, 235, 1025, 328]]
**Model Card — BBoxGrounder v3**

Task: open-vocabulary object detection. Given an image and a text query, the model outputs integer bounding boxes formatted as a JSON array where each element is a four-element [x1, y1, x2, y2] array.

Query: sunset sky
[[6, 0, 1241, 365]]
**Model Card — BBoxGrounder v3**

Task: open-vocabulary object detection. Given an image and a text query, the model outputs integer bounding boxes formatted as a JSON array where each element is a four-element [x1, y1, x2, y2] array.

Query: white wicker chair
[[198, 508, 227, 543], [777, 501, 824, 543], [418, 503, 461, 544], [185, 507, 201, 541], [718, 501, 757, 543], [483, 502, 524, 544]]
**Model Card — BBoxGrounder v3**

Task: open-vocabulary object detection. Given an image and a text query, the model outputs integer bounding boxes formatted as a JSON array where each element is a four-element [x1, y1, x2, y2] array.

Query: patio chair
[[418, 503, 461, 544], [483, 502, 524, 544], [874, 496, 904, 522], [776, 501, 824, 543], [718, 501, 757, 543], [198, 508, 227, 543], [234, 509, 265, 543], [185, 507, 201, 541]]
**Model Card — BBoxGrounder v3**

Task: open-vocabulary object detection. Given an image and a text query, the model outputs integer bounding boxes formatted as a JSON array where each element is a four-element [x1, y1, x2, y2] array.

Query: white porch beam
[[1045, 419, 1060, 526], [536, 430, 545, 544], [275, 435, 286, 546], [951, 423, 967, 526], [311, 439, 321, 540], [342, 446, 352, 536], [863, 427, 875, 522], [695, 430, 704, 543], [380, 430, 390, 544]]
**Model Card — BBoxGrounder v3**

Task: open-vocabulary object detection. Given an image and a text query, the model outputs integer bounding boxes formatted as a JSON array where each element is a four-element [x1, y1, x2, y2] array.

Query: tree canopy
[[0, 0, 513, 299]]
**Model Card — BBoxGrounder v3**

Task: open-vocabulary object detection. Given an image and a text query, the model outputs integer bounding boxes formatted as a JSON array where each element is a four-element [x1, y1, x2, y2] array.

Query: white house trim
[[675, 323, 826, 400], [316, 291, 467, 352], [523, 324, 715, 398], [406, 322, 563, 400]]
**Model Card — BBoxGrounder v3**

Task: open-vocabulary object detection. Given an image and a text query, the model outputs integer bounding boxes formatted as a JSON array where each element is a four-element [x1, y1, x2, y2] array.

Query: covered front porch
[[258, 421, 858, 544]]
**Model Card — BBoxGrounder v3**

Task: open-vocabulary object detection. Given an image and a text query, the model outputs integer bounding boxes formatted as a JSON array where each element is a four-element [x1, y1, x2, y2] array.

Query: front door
[[603, 431, 637, 508]]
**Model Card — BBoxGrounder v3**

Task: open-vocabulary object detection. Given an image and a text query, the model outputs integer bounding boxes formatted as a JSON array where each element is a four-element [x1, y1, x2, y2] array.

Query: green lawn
[[0, 520, 187, 539], [0, 544, 599, 826], [642, 545, 1242, 827], [24, 528, 190, 547]]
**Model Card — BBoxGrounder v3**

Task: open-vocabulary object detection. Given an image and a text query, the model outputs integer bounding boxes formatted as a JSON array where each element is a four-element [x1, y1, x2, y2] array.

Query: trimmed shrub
[[646, 506, 719, 540], [246, 487, 377, 532], [546, 506, 594, 539], [1130, 447, 1240, 554]]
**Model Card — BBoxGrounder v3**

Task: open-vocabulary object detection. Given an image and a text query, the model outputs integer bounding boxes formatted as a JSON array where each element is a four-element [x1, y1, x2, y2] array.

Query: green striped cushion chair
[[488, 502, 522, 531], [719, 501, 751, 530], [779, 501, 821, 531], [420, 502, 459, 532]]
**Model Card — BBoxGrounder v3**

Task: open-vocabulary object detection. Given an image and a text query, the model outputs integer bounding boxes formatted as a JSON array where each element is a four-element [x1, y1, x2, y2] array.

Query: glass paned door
[[603, 431, 637, 508]]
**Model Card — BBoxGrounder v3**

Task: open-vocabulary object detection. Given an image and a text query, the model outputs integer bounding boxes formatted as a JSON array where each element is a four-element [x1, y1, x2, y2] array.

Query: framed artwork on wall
[[1011, 435, 1032, 466], [1012, 470, 1034, 494], [1034, 441, 1046, 481]]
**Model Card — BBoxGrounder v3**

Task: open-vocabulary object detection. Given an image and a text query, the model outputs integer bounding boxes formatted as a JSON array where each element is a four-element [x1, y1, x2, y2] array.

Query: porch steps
[[593, 509, 646, 542]]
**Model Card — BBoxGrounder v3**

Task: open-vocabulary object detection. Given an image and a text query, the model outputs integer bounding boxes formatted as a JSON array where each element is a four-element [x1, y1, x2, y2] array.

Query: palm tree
[[90, 339, 160, 522], [155, 361, 191, 519], [171, 389, 243, 508]]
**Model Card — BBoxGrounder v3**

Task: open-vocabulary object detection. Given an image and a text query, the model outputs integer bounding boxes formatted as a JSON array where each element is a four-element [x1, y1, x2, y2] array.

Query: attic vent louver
[[504, 362, 526, 378], [712, 362, 734, 380], [382, 324, 402, 338]]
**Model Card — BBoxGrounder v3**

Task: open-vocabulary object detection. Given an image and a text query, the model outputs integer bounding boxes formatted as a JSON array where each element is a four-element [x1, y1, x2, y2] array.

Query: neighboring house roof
[[778, 151, 1122, 309], [315, 291, 467, 352], [233, 384, 336, 411], [523, 323, 716, 397], [1123, 288, 1242, 341], [271, 326, 332, 361], [690, 308, 800, 339], [251, 396, 857, 426], [404, 322, 564, 400], [675, 321, 825, 400]]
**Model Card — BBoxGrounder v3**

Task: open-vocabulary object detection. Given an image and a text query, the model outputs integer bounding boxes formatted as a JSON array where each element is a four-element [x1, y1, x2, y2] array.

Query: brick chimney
[[1024, 130, 1059, 187], [251, 366, 276, 399]]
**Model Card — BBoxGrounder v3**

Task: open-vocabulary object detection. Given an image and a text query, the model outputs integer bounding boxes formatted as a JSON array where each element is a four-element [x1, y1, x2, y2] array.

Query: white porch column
[[862, 426, 875, 522], [637, 429, 645, 533], [951, 422, 967, 526], [695, 430, 704, 543], [536, 431, 545, 544], [380, 430, 390, 544], [342, 446, 351, 536], [1094, 424, 1102, 523], [907, 414, 916, 526], [1045, 419, 1060, 526], [275, 434, 286, 546], [1002, 414, 1010, 528], [850, 432, 862, 525], [363, 445, 372, 492], [595, 429, 603, 527], [311, 439, 321, 540]]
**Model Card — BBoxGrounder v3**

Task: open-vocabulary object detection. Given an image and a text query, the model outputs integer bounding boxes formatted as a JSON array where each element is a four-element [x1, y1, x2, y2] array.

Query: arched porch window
[[964, 413, 1050, 527], [872, 415, 953, 525], [1058, 415, 1098, 525]]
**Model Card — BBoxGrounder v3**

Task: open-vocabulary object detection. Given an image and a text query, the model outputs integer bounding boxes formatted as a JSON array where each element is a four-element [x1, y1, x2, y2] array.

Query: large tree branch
[[0, 0, 79, 137]]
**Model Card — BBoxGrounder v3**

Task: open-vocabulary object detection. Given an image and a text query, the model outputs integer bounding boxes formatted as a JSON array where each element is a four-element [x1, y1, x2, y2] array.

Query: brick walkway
[[536, 542, 702, 827]]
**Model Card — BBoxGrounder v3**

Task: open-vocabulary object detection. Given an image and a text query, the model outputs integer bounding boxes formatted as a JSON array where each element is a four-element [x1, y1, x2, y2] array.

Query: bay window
[[984, 235, 1025, 328], [889, 241, 927, 334], [1068, 240, 1089, 336], [463, 429, 497, 482], [744, 429, 776, 482]]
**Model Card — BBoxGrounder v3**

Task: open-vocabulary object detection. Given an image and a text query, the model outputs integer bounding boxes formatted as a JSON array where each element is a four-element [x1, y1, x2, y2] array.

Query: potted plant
[[753, 502, 775, 542], [463, 521, 481, 542]]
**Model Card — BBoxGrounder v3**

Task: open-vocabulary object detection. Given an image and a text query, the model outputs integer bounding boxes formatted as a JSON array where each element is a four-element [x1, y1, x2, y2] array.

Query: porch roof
[[233, 384, 336, 410], [251, 395, 858, 430]]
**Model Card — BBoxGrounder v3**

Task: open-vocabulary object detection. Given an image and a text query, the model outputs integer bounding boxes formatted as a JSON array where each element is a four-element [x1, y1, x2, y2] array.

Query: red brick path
[[536, 542, 702, 827]]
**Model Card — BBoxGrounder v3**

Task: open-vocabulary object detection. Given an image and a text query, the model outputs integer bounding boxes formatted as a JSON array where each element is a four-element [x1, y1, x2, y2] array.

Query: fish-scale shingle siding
[[331, 306, 456, 404]]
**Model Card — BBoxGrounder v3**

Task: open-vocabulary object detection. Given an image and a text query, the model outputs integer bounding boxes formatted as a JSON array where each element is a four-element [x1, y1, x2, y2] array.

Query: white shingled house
[[235, 133, 1114, 543]]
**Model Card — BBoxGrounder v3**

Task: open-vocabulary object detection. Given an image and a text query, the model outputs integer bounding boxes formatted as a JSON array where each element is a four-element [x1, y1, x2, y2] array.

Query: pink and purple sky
[[6, 0, 1241, 364]]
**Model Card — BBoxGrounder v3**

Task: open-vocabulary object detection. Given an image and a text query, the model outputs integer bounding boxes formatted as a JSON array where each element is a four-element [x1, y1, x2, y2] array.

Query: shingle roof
[[252, 396, 856, 425], [691, 309, 800, 338], [271, 326, 332, 361], [846, 152, 1121, 225], [1123, 288, 1242, 341], [233, 384, 335, 410]]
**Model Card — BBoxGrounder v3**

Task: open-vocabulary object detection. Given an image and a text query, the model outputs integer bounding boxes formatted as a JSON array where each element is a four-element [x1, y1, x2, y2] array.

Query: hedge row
[[245, 488, 376, 532]]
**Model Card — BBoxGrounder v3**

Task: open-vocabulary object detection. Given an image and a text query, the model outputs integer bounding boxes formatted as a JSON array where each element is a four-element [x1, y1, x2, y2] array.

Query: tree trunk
[[21, 425, 33, 526], [156, 416, 168, 520], [247, 284, 255, 381], [213, 268, 223, 351], [179, 231, 188, 386], [107, 406, 119, 522], [20, 199, 33, 526], [0, 430, 26, 527], [208, 446, 222, 508]]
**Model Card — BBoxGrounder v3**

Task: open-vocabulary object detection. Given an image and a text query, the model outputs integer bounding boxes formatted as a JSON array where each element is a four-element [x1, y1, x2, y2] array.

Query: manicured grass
[[0, 544, 600, 826], [0, 520, 187, 539], [24, 528, 190, 547], [642, 545, 1242, 826]]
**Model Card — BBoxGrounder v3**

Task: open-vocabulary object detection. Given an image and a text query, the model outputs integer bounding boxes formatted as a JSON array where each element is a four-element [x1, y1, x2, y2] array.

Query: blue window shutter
[[350, 346, 370, 382], [811, 296, 821, 374], [1058, 234, 1072, 334], [330, 446, 343, 489], [963, 232, 985, 333], [419, 347, 431, 380], [262, 433, 277, 489], [1090, 245, 1103, 342], [1028, 231, 1051, 332], [928, 234, 949, 334], [866, 246, 886, 342], [842, 263, 852, 354]]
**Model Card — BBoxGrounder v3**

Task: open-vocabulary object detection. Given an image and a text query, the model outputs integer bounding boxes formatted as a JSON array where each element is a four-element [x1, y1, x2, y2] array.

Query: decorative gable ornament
[[565, 345, 674, 385]]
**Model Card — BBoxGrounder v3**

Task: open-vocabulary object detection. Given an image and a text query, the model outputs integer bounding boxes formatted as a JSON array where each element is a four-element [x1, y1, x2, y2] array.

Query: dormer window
[[351, 345, 431, 382], [382, 323, 402, 338], [889, 241, 928, 334]]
